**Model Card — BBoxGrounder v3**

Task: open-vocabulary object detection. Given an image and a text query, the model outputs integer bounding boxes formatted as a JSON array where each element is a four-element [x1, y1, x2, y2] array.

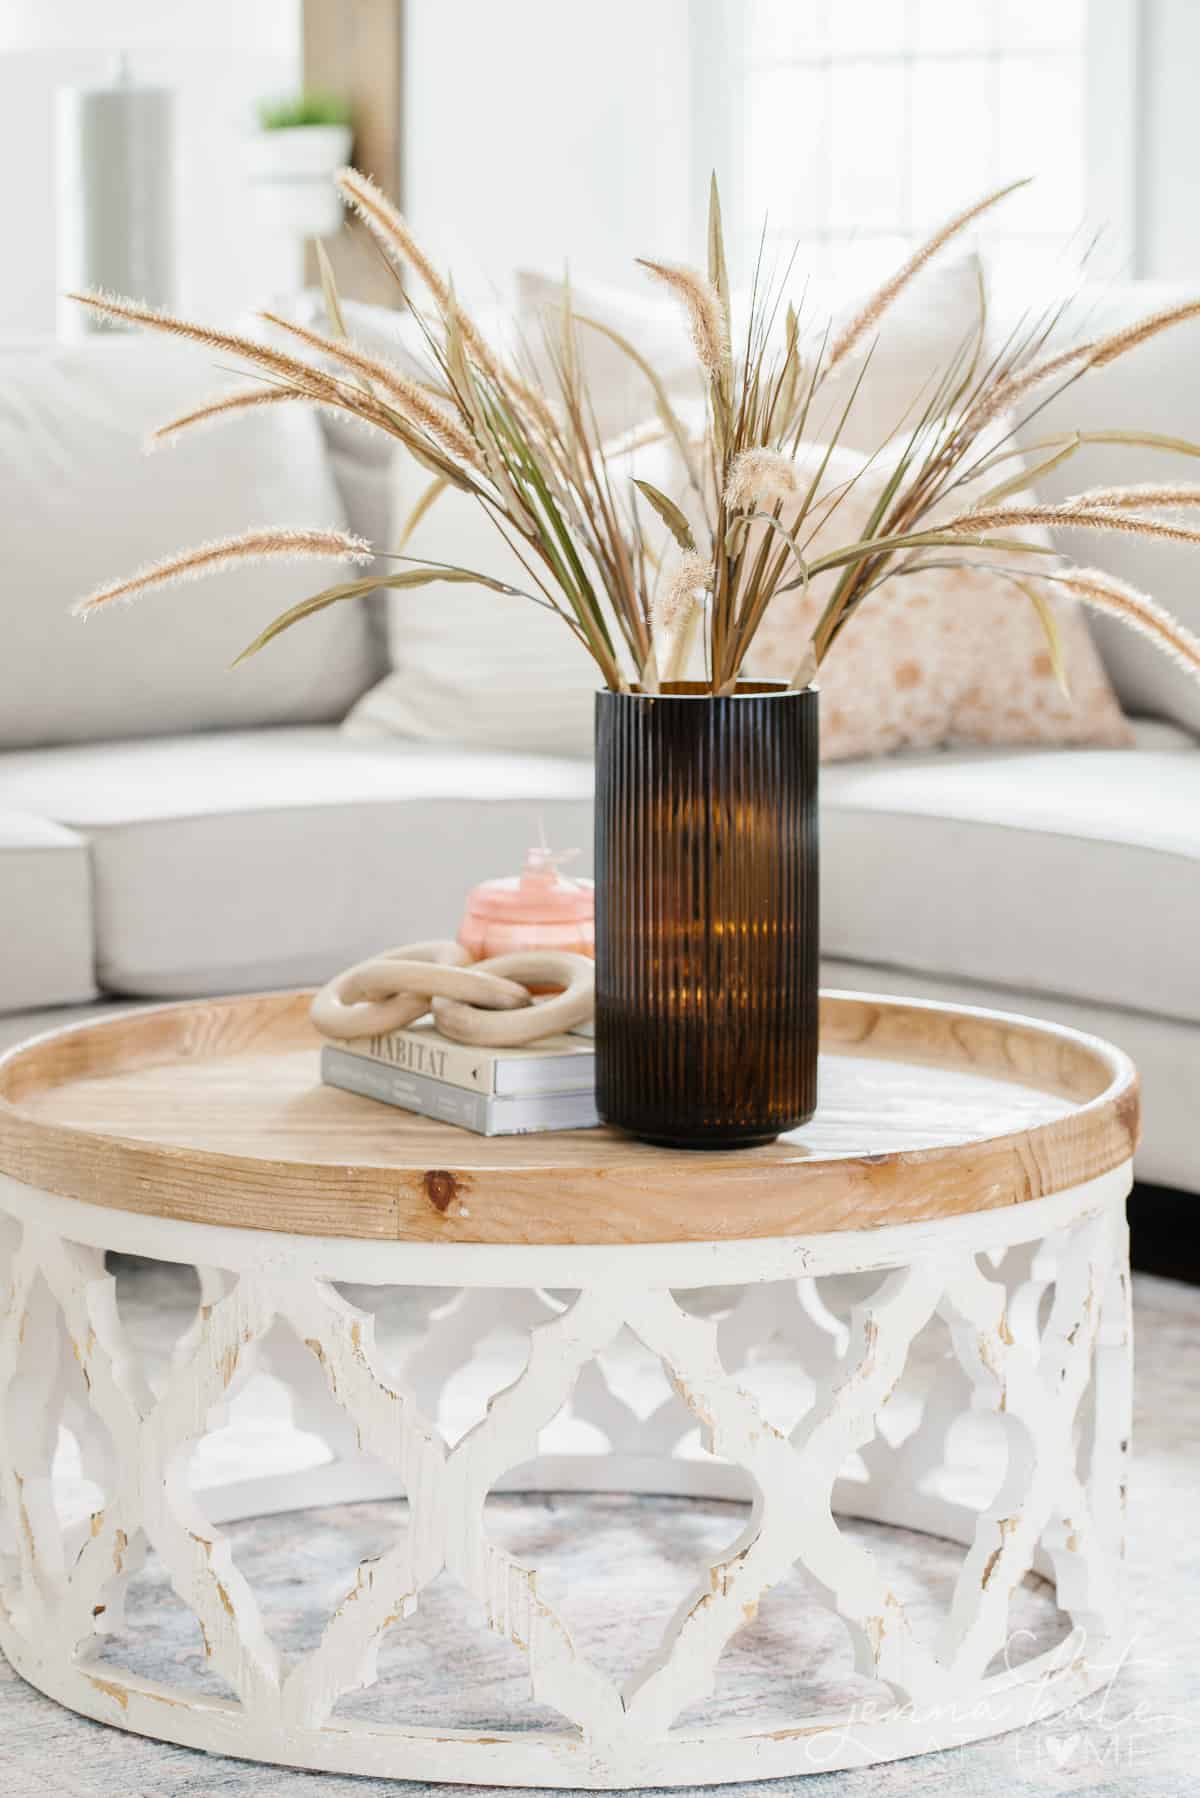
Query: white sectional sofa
[[2, 288, 1198, 1192]]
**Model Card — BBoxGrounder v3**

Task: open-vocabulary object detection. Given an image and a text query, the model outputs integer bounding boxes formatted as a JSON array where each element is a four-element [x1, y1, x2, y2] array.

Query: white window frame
[[689, 0, 1141, 279]]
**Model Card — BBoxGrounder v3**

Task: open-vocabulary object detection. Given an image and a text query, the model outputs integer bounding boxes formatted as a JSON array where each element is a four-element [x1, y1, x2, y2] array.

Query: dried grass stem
[[950, 501, 1200, 548], [1043, 565, 1200, 676], [74, 527, 370, 617], [637, 260, 728, 376]]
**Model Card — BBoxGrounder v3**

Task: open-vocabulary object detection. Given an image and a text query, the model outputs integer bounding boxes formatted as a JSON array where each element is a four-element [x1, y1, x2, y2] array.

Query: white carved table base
[[0, 1168, 1132, 1790]]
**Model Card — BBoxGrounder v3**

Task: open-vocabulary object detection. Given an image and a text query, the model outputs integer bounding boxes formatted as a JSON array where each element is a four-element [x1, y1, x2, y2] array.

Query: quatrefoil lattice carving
[[0, 1189, 1131, 1788]]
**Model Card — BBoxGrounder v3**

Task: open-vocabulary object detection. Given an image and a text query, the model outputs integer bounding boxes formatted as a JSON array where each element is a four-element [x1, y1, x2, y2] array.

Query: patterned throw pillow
[[744, 443, 1133, 761]]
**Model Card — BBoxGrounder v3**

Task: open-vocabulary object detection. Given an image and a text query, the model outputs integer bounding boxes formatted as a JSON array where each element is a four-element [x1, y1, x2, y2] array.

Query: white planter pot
[[246, 125, 353, 238], [245, 124, 352, 184]]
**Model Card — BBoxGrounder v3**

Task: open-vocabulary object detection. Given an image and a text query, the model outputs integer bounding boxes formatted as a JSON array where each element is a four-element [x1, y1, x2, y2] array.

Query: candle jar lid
[[464, 848, 594, 923]]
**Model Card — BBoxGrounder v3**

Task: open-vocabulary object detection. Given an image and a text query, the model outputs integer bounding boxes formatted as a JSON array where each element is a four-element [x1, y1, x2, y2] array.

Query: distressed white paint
[[0, 1172, 1132, 1788]]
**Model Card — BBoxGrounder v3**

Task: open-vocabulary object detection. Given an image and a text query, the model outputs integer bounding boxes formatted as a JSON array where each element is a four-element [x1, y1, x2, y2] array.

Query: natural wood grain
[[302, 0, 404, 307], [0, 991, 1138, 1244]]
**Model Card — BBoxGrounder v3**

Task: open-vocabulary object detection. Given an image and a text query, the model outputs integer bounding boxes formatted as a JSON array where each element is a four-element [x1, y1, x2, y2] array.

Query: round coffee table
[[0, 990, 1137, 1788]]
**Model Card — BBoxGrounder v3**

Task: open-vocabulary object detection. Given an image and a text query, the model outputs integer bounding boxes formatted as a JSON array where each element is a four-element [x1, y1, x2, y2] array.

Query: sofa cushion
[[0, 999, 132, 1055], [0, 729, 594, 997], [999, 277, 1200, 738], [821, 737, 1200, 1024], [0, 813, 95, 1013], [0, 335, 379, 750], [1, 728, 1193, 1023]]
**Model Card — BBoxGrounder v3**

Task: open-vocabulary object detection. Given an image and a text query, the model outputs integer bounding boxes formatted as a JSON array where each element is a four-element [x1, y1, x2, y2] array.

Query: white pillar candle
[[56, 56, 175, 337]]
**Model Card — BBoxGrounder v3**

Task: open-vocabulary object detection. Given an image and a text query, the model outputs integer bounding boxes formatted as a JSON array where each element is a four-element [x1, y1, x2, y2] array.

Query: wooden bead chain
[[311, 941, 594, 1045]]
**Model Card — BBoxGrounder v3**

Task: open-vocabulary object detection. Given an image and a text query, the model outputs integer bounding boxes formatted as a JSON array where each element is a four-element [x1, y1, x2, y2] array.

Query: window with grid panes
[[736, 1, 1089, 287]]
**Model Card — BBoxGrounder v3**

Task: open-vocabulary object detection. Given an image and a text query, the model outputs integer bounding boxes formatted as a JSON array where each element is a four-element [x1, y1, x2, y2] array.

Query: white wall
[[0, 2, 302, 334], [1137, 0, 1200, 278], [401, 0, 695, 300]]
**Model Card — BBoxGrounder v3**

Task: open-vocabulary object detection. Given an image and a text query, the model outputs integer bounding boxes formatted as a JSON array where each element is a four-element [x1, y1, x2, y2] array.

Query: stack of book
[[320, 1017, 598, 1135]]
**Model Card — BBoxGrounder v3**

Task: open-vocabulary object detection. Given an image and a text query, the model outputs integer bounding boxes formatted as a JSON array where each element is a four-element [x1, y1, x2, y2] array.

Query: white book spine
[[321, 1047, 600, 1136]]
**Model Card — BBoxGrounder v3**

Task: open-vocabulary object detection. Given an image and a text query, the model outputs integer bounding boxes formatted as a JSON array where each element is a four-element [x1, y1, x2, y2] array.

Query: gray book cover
[[321, 1046, 600, 1135]]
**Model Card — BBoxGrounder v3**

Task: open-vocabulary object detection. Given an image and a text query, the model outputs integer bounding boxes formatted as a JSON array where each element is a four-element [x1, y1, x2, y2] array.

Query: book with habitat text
[[345, 1017, 595, 1097], [321, 1046, 600, 1136]]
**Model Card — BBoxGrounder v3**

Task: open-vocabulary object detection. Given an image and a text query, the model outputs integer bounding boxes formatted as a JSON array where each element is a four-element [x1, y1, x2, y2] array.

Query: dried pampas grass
[[1039, 566, 1200, 677], [64, 172, 1200, 704], [74, 528, 371, 617], [1059, 482, 1200, 511], [68, 290, 343, 401], [644, 552, 710, 687], [727, 449, 801, 509], [334, 168, 553, 433], [637, 260, 728, 377], [335, 167, 452, 311], [654, 552, 712, 638], [826, 179, 1028, 376], [971, 297, 1200, 430], [1089, 298, 1200, 367], [258, 311, 484, 469], [949, 501, 1200, 549], [968, 341, 1096, 429], [147, 385, 305, 449]]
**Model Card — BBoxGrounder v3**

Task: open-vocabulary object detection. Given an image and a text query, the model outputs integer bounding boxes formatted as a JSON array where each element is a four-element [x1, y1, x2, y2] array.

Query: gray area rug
[[1, 1266, 1195, 1798]]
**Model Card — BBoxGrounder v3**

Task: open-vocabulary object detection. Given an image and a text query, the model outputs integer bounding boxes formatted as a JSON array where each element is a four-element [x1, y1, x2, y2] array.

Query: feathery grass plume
[[1059, 482, 1200, 510], [1039, 565, 1200, 677], [74, 528, 371, 617], [334, 167, 555, 434], [258, 311, 484, 469], [966, 340, 1097, 430], [826, 179, 1029, 376], [148, 384, 306, 449], [335, 167, 453, 309], [1088, 298, 1200, 367], [946, 501, 1200, 548], [67, 180, 1200, 702], [68, 290, 346, 400], [727, 448, 801, 510], [975, 300, 1200, 432], [654, 552, 712, 637], [637, 260, 728, 376], [651, 553, 711, 686]]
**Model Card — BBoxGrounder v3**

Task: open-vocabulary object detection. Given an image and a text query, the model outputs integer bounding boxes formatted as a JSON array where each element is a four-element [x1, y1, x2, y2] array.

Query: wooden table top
[[0, 991, 1138, 1245]]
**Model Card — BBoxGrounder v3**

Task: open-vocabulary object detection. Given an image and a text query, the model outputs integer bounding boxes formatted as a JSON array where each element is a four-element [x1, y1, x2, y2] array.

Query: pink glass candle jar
[[458, 849, 595, 970]]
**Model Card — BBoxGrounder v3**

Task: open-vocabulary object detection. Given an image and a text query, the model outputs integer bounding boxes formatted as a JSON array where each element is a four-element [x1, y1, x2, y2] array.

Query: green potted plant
[[67, 172, 1200, 1148], [246, 92, 352, 237]]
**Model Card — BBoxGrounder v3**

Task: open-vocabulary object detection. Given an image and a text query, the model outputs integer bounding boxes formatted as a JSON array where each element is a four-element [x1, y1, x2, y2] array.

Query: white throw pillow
[[517, 253, 985, 451], [803, 253, 985, 453], [345, 456, 601, 759], [516, 269, 702, 444], [0, 335, 377, 749]]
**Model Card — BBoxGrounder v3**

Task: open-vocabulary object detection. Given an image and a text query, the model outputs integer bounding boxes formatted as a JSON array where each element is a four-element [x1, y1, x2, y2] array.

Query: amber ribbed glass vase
[[594, 681, 818, 1148]]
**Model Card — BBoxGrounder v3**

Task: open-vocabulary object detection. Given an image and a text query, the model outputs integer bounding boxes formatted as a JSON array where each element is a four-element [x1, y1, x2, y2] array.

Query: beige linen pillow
[[747, 443, 1133, 760]]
